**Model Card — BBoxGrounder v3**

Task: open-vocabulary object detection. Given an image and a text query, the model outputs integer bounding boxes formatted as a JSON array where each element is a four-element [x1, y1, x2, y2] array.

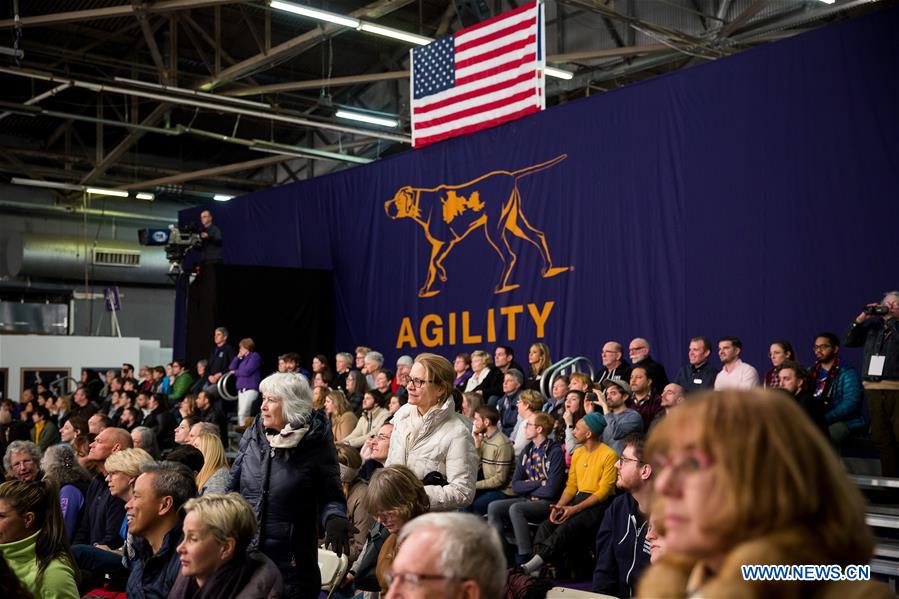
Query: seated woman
[[0, 480, 80, 598], [349, 465, 430, 595], [40, 444, 92, 541], [169, 493, 282, 599], [764, 339, 797, 388], [344, 371, 368, 415], [131, 425, 161, 459], [559, 390, 586, 466], [325, 390, 358, 445], [194, 433, 231, 496], [639, 389, 894, 598], [453, 353, 473, 391], [175, 416, 201, 446], [525, 342, 553, 392]]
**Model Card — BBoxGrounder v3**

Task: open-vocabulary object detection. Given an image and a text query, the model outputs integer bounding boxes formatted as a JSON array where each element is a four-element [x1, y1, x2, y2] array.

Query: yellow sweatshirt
[[565, 443, 618, 501]]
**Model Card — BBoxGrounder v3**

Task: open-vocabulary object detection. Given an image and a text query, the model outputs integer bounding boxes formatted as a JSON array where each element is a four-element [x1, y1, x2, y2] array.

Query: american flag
[[410, 2, 545, 148]]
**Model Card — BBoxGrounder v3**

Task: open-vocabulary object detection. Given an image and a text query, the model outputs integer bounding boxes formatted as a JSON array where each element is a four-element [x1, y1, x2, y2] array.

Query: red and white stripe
[[412, 2, 544, 147]]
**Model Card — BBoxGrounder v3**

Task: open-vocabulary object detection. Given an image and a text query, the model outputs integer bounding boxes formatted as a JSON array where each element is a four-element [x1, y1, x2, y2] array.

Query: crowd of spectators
[[0, 291, 897, 598]]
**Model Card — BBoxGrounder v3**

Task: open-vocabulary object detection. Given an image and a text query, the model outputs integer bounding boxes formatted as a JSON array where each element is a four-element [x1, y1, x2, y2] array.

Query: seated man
[[496, 369, 524, 435], [488, 411, 566, 565], [521, 412, 618, 575], [779, 361, 828, 435], [810, 332, 866, 445], [596, 379, 644, 456], [359, 421, 392, 480], [629, 366, 662, 432], [125, 461, 197, 599], [470, 406, 514, 515], [341, 390, 390, 449], [592, 433, 653, 597], [390, 513, 506, 599], [195, 390, 228, 445], [714, 336, 760, 390], [673, 336, 719, 393]]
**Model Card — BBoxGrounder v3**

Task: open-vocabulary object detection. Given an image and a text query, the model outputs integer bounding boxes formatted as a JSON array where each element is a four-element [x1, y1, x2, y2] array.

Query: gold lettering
[[499, 305, 524, 341], [396, 317, 418, 349], [462, 311, 482, 344], [527, 301, 555, 338], [420, 314, 443, 347], [448, 312, 457, 345], [486, 308, 496, 343]]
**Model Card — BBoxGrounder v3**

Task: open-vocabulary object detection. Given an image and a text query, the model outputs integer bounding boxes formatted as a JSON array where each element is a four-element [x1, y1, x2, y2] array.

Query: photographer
[[846, 291, 899, 476], [197, 209, 222, 264]]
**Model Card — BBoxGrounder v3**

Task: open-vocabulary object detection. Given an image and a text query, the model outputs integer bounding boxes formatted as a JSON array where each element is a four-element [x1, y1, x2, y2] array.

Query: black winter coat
[[227, 410, 346, 597]]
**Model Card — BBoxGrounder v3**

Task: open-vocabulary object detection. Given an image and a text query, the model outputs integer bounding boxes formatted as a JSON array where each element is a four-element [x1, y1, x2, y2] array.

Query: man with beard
[[810, 332, 866, 445]]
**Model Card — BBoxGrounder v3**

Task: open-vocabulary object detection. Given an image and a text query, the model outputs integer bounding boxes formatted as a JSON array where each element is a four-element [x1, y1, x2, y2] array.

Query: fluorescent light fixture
[[270, 0, 360, 28], [335, 109, 399, 128], [817, 0, 835, 3], [10, 177, 82, 191], [213, 194, 234, 202], [545, 66, 574, 80], [358, 22, 432, 46], [135, 192, 155, 201], [86, 187, 129, 198]]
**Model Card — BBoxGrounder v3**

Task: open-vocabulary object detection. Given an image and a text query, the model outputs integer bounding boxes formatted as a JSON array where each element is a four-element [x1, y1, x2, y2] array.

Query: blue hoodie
[[592, 493, 650, 597]]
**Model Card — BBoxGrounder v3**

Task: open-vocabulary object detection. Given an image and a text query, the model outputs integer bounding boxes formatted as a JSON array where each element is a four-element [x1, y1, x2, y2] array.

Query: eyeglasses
[[616, 456, 642, 466], [629, 346, 647, 352], [652, 453, 713, 483], [385, 571, 468, 590], [12, 459, 35, 470], [813, 344, 833, 351], [406, 377, 434, 390], [525, 421, 538, 428]]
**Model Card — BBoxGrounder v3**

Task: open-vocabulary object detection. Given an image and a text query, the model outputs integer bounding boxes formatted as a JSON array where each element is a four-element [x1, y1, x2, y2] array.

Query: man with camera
[[197, 209, 222, 264], [846, 291, 899, 476]]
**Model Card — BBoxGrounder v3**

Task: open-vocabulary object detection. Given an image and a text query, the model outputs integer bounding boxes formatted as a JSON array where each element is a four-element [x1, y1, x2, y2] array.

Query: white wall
[[0, 335, 170, 401]]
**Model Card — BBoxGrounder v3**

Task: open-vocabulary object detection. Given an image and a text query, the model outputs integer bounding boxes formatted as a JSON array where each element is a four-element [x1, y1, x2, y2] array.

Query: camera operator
[[197, 209, 222, 264], [846, 291, 899, 476]]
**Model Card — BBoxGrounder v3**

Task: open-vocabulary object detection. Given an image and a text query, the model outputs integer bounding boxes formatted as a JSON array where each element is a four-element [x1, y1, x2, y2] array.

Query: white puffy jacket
[[385, 398, 477, 510]]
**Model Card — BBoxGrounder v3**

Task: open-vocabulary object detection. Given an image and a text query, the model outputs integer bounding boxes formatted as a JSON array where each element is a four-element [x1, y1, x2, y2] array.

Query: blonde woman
[[193, 433, 230, 495], [325, 390, 358, 444], [526, 342, 553, 391], [639, 389, 893, 598], [169, 493, 282, 598]]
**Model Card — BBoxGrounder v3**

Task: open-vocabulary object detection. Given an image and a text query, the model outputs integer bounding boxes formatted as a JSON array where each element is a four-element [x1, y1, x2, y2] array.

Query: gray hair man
[[387, 512, 506, 599]]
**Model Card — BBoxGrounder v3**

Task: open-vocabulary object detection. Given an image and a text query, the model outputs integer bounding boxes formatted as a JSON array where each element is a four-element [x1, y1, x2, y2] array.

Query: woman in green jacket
[[0, 480, 80, 599]]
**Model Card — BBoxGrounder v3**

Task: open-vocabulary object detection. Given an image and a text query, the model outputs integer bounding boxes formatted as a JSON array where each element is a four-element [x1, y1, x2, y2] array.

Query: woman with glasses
[[3, 440, 42, 482], [0, 480, 80, 598], [386, 353, 478, 511], [638, 389, 892, 597], [359, 465, 430, 595], [345, 370, 368, 415]]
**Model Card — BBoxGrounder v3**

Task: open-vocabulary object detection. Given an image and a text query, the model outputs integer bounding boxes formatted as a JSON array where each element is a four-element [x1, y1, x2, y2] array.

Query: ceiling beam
[[120, 154, 292, 189], [79, 103, 171, 185], [197, 0, 417, 91], [0, 0, 254, 29], [718, 0, 768, 38]]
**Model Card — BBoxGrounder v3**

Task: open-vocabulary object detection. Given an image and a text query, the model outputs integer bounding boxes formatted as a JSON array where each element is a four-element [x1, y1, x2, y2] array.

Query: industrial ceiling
[[0, 0, 892, 206]]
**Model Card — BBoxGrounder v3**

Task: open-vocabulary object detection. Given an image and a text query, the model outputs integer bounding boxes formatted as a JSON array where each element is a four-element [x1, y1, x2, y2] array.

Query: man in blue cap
[[520, 411, 619, 576]]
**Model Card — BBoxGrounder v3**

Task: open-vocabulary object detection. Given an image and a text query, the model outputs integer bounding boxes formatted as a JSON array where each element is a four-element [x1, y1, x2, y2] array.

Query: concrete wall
[[0, 334, 171, 402]]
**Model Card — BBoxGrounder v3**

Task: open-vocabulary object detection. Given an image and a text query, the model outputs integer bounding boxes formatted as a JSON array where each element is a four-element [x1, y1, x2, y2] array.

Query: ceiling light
[[358, 22, 432, 46], [135, 192, 155, 201], [817, 0, 835, 3], [86, 187, 129, 198], [270, 0, 360, 28], [545, 66, 574, 80], [10, 177, 82, 191], [213, 194, 234, 202], [335, 109, 399, 128]]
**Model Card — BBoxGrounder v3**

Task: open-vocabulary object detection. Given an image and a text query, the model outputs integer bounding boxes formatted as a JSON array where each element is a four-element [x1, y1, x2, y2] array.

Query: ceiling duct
[[4, 233, 173, 286]]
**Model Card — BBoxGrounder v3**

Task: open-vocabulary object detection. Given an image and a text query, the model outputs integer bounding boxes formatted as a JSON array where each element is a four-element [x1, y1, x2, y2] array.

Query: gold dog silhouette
[[385, 155, 570, 298]]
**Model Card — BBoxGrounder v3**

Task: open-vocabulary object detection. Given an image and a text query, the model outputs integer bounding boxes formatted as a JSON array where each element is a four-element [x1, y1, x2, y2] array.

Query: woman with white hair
[[227, 372, 352, 596]]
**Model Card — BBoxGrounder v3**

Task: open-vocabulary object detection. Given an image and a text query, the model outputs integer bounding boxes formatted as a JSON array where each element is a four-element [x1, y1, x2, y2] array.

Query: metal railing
[[540, 356, 595, 398]]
